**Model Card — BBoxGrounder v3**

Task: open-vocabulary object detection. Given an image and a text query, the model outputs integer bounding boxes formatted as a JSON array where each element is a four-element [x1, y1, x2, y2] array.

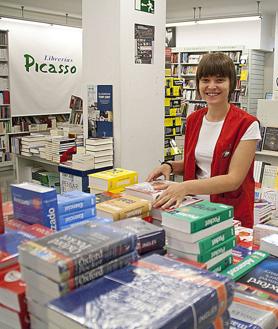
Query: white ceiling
[[0, 0, 278, 22]]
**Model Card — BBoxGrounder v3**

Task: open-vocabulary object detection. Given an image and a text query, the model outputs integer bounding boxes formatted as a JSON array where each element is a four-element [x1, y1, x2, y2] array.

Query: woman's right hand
[[146, 163, 172, 182]]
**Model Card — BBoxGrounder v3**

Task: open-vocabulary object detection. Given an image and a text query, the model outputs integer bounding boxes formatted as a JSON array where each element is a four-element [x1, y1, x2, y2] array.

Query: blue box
[[59, 165, 113, 193], [11, 182, 58, 230]]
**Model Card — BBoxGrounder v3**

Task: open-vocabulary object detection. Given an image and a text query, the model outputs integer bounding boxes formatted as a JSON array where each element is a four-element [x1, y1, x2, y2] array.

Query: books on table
[[47, 254, 234, 329], [260, 234, 278, 257]]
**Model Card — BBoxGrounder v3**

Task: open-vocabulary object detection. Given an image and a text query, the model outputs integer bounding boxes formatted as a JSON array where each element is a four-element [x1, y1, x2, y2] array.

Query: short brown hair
[[196, 52, 237, 101]]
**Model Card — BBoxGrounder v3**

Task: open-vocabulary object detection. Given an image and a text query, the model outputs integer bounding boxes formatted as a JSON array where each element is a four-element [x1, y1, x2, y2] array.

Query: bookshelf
[[0, 29, 12, 170]]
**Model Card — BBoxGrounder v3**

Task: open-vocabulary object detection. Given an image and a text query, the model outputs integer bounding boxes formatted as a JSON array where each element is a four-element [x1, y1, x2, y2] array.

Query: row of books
[[0, 48, 8, 60], [0, 63, 8, 75], [254, 160, 278, 189], [0, 31, 8, 45], [257, 126, 278, 152]]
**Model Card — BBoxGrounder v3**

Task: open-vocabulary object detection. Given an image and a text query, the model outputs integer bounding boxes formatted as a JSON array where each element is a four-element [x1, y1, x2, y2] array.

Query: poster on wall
[[0, 20, 82, 116], [135, 0, 155, 14], [165, 27, 176, 48], [134, 24, 155, 64], [87, 85, 113, 138]]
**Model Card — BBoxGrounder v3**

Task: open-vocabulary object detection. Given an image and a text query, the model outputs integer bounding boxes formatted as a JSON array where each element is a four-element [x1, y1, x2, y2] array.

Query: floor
[[0, 169, 16, 202]]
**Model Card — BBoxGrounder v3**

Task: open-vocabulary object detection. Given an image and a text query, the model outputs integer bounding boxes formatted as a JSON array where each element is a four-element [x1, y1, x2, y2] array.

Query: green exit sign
[[135, 0, 155, 14]]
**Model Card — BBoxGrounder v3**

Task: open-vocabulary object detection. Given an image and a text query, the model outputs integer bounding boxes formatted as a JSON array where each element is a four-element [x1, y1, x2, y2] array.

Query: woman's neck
[[206, 103, 230, 122]]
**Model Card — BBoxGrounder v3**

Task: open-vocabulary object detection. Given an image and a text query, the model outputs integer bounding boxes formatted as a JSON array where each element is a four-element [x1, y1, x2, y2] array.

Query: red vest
[[183, 104, 257, 228]]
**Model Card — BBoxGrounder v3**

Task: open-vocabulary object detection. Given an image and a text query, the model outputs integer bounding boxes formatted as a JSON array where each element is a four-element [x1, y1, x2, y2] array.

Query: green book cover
[[163, 200, 234, 233], [208, 254, 233, 273], [197, 236, 236, 263], [198, 226, 235, 253], [221, 250, 269, 281]]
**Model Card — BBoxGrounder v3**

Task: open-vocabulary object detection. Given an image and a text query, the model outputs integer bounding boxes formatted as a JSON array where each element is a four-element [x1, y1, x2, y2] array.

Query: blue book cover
[[111, 218, 165, 255], [57, 191, 96, 215], [106, 255, 234, 328], [19, 222, 137, 282], [48, 255, 234, 329], [237, 257, 278, 303], [57, 207, 96, 230], [57, 216, 113, 231], [11, 182, 58, 230]]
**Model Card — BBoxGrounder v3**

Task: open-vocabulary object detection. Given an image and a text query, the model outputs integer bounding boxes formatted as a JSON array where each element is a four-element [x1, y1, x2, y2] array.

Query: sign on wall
[[1, 20, 82, 116], [134, 24, 155, 64], [135, 0, 154, 14]]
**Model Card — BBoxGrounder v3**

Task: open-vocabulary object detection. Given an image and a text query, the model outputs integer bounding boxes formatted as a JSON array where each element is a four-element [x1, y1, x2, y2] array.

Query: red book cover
[[3, 90, 10, 104], [0, 302, 30, 329], [0, 193, 4, 234], [5, 219, 31, 232], [0, 263, 20, 280], [25, 224, 53, 237], [0, 266, 27, 313]]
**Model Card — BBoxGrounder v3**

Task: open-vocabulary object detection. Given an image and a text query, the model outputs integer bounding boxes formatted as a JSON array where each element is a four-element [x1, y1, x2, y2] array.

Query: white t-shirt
[[195, 116, 261, 200]]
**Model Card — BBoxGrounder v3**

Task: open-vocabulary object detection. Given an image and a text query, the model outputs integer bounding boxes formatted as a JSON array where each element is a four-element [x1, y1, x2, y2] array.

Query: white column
[[273, 12, 278, 99], [82, 0, 166, 181]]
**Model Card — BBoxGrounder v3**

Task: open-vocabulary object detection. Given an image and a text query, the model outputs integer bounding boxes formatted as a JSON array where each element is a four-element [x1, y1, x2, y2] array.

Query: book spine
[[221, 250, 269, 280], [108, 174, 138, 191], [58, 196, 95, 215], [57, 207, 96, 228], [191, 208, 233, 233], [137, 231, 166, 255], [41, 191, 59, 231], [197, 237, 236, 263], [67, 234, 137, 278], [61, 251, 138, 295], [116, 203, 151, 221], [198, 226, 235, 253], [208, 255, 233, 272]]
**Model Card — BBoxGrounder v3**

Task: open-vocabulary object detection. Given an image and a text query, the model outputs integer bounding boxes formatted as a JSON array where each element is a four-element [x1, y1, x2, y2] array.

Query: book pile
[[111, 217, 166, 257], [229, 291, 278, 328], [96, 194, 151, 221], [254, 199, 273, 225], [0, 219, 52, 329], [11, 182, 59, 231], [20, 134, 48, 158], [56, 190, 96, 231], [260, 234, 278, 257], [162, 200, 235, 272], [50, 137, 76, 163], [47, 254, 234, 329], [253, 219, 278, 245], [88, 167, 138, 194], [19, 222, 137, 329], [85, 137, 114, 169]]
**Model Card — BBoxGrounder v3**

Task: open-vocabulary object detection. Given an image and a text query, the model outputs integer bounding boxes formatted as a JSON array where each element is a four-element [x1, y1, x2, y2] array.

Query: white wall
[[82, 0, 166, 180], [273, 12, 278, 99]]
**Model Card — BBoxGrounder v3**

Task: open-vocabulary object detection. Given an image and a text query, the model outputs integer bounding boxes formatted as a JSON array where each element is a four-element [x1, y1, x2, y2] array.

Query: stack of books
[[111, 217, 166, 256], [254, 199, 273, 225], [162, 200, 235, 272], [11, 182, 59, 231], [253, 219, 278, 245], [260, 234, 278, 257], [0, 220, 52, 329], [88, 167, 138, 194], [20, 134, 48, 158], [19, 222, 138, 329], [85, 137, 113, 169], [47, 254, 234, 329], [51, 137, 76, 163], [56, 190, 96, 231], [96, 195, 151, 221]]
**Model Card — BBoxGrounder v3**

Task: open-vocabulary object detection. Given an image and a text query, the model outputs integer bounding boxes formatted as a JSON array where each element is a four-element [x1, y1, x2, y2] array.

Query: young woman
[[146, 52, 261, 228]]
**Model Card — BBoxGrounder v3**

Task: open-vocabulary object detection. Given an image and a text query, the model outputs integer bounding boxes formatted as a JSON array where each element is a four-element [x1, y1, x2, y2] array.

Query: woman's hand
[[146, 164, 172, 182], [152, 181, 189, 209]]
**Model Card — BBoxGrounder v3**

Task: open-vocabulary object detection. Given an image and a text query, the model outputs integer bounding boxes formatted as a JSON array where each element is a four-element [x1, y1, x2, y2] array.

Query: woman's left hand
[[152, 181, 189, 209]]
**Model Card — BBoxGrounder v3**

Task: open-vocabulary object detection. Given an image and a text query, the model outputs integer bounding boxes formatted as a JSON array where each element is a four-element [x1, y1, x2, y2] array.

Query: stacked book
[[162, 200, 235, 272], [96, 194, 151, 221], [0, 219, 52, 329], [111, 217, 166, 257], [19, 222, 138, 329], [47, 254, 234, 329], [51, 137, 76, 163], [11, 182, 59, 231], [254, 199, 273, 225], [56, 190, 96, 231], [20, 134, 48, 158], [88, 167, 138, 194], [85, 137, 113, 169], [260, 233, 278, 257], [253, 219, 278, 245]]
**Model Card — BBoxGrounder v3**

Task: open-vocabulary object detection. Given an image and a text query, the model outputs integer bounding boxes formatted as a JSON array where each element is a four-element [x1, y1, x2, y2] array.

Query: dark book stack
[[19, 222, 138, 329], [47, 254, 234, 329], [111, 217, 166, 257]]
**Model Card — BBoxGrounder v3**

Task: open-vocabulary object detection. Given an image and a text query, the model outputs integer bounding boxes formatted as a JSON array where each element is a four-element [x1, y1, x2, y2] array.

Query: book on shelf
[[260, 234, 278, 257], [47, 254, 233, 329], [111, 217, 165, 255], [261, 164, 278, 189], [11, 182, 58, 230], [229, 291, 278, 329], [96, 195, 151, 220], [262, 126, 278, 152], [18, 221, 137, 282], [21, 251, 137, 300], [162, 200, 233, 233], [236, 256, 278, 303]]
